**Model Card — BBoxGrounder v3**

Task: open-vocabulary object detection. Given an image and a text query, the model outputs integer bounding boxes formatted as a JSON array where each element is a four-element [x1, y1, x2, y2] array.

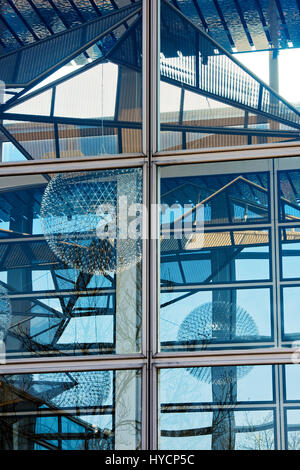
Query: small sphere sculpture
[[0, 285, 11, 343], [178, 301, 258, 384], [40, 370, 111, 408], [40, 168, 143, 275]]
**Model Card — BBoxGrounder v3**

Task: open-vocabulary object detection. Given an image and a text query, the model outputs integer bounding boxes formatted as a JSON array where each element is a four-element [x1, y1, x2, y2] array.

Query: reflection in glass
[[280, 227, 300, 279], [286, 410, 300, 450], [0, 370, 141, 450], [0, 169, 143, 359], [160, 288, 272, 352], [278, 169, 300, 222], [159, 162, 272, 351], [2, 121, 56, 160], [159, 366, 276, 450], [159, 0, 300, 152], [1, 2, 143, 161], [160, 170, 270, 226]]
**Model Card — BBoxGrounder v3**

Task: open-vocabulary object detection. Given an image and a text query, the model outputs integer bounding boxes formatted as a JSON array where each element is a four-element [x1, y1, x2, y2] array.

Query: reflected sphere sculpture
[[178, 301, 258, 384], [0, 285, 11, 342], [40, 168, 143, 275], [40, 370, 111, 408]]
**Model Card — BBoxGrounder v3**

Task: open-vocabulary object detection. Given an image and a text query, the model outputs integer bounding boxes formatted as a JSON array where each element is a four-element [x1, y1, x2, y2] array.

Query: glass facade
[[0, 168, 143, 360], [0, 0, 300, 451]]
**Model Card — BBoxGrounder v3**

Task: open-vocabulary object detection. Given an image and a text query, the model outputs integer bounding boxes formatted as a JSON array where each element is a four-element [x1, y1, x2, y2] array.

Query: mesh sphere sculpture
[[178, 301, 258, 384], [39, 370, 111, 408], [40, 168, 143, 275], [0, 285, 11, 342]]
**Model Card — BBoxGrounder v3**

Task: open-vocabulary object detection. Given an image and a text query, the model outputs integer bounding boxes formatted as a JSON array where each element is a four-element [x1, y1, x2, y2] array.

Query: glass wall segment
[[159, 0, 300, 152], [0, 167, 143, 360], [0, 1, 143, 161], [158, 159, 275, 352], [158, 156, 300, 351], [158, 364, 300, 450], [0, 369, 141, 450]]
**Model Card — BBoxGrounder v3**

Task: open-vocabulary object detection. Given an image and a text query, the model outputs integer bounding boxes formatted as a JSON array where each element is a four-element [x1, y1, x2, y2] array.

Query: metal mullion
[[0, 355, 147, 375], [149, 159, 159, 450], [273, 364, 282, 449], [273, 159, 282, 350], [151, 0, 160, 155], [47, 0, 72, 29], [2, 113, 142, 128], [150, 162, 158, 358], [164, 223, 272, 231], [7, 289, 114, 299], [2, 6, 141, 101]]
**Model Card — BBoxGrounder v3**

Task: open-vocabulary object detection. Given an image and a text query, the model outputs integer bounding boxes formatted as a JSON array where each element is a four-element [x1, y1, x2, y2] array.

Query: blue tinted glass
[[285, 409, 300, 450], [278, 170, 300, 222], [0, 168, 143, 359], [159, 1, 300, 153], [159, 366, 276, 450], [160, 287, 273, 351], [159, 161, 272, 351], [0, 370, 141, 450], [280, 227, 300, 279]]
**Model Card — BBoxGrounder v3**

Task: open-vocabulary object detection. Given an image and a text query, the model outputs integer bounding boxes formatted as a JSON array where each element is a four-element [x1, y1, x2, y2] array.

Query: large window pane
[[160, 287, 273, 352], [0, 167, 143, 359], [0, 369, 141, 450], [159, 1, 300, 153], [159, 366, 276, 450], [159, 160, 273, 351], [280, 227, 300, 279]]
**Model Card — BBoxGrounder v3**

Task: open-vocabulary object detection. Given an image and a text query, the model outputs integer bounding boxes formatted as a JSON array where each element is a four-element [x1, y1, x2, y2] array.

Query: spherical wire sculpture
[[0, 284, 11, 343], [40, 168, 143, 275], [38, 370, 111, 408], [177, 301, 258, 384]]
